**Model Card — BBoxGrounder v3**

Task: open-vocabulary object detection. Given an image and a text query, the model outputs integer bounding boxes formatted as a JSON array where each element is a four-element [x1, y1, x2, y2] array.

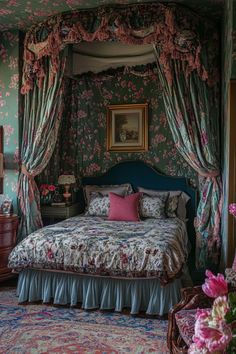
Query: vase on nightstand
[[40, 193, 53, 205]]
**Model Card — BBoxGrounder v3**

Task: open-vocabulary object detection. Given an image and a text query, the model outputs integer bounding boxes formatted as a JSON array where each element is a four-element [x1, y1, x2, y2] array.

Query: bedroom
[[0, 0, 235, 353]]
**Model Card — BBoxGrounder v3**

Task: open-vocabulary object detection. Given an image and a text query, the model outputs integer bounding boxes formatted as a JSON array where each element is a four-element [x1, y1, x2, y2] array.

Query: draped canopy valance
[[21, 3, 218, 94]]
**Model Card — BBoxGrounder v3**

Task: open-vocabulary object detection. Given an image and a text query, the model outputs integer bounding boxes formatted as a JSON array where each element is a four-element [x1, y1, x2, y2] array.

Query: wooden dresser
[[0, 214, 18, 282]]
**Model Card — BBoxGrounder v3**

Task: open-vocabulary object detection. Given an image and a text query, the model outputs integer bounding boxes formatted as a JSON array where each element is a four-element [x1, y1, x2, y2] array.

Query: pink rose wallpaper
[[0, 31, 19, 211], [40, 65, 198, 186]]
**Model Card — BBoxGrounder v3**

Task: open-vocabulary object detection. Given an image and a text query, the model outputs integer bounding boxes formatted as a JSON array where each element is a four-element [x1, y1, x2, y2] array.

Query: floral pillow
[[84, 183, 133, 205], [138, 187, 190, 220], [86, 192, 110, 216], [166, 195, 179, 218], [139, 195, 166, 219]]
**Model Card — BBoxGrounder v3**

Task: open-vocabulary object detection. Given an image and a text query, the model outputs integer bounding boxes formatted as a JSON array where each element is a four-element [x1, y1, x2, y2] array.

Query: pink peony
[[229, 203, 236, 218], [39, 184, 48, 191], [188, 342, 210, 353], [202, 270, 228, 298], [48, 185, 56, 192], [211, 296, 230, 324], [192, 308, 232, 353], [193, 320, 232, 353]]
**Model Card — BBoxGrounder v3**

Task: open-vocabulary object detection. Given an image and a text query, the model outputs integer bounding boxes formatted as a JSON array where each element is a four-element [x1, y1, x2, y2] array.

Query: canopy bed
[[15, 2, 222, 317], [9, 160, 196, 315]]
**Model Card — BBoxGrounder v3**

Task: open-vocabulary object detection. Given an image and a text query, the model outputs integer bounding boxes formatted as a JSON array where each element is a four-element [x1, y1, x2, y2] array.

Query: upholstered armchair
[[167, 286, 214, 354], [167, 275, 236, 354]]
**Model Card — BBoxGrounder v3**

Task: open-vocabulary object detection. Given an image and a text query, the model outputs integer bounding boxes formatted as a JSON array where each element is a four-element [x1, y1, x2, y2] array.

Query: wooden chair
[[167, 286, 213, 354]]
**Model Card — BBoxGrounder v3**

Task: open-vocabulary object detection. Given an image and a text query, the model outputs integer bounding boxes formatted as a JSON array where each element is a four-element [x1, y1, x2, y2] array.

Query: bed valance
[[21, 3, 216, 94]]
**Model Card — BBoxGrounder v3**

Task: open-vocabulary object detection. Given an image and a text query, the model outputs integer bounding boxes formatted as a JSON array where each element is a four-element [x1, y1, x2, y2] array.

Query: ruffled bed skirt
[[17, 268, 192, 315]]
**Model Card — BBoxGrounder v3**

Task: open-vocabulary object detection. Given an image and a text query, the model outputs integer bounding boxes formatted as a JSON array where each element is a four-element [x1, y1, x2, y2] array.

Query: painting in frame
[[107, 103, 148, 152]]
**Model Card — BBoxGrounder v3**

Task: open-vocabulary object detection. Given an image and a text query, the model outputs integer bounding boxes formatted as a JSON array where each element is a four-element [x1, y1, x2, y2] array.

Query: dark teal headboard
[[82, 160, 198, 275]]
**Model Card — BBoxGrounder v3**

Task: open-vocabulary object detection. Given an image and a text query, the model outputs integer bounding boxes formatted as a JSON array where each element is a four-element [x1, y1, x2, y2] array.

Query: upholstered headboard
[[82, 160, 198, 273]]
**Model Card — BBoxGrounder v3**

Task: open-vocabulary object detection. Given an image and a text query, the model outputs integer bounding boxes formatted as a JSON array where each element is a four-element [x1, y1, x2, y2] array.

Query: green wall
[[40, 67, 198, 188], [0, 30, 19, 212]]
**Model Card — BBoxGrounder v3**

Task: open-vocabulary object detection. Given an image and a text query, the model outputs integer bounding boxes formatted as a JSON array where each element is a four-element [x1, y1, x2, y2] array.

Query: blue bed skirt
[[16, 268, 192, 315]]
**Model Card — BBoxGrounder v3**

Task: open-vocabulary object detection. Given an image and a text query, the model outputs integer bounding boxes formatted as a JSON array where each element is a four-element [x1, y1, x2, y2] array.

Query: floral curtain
[[154, 49, 221, 268], [18, 53, 66, 241]]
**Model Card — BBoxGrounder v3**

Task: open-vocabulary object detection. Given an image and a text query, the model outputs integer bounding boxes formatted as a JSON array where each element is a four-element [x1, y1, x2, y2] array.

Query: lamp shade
[[58, 174, 76, 185]]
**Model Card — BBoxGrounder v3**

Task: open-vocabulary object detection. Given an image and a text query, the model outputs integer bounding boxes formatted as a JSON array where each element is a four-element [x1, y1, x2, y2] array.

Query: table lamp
[[58, 174, 76, 205]]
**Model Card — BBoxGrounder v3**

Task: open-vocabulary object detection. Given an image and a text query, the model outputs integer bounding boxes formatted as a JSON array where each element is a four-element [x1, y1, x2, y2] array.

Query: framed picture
[[107, 103, 148, 152]]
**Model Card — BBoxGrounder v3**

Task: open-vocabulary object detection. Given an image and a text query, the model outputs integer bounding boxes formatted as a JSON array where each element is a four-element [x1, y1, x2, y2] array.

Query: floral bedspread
[[8, 216, 189, 284]]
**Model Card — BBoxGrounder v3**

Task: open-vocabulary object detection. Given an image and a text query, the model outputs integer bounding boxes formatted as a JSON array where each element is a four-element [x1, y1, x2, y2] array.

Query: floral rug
[[0, 288, 169, 353]]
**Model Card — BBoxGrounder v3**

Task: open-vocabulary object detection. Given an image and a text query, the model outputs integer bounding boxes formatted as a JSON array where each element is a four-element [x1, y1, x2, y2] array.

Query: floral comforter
[[8, 216, 189, 284]]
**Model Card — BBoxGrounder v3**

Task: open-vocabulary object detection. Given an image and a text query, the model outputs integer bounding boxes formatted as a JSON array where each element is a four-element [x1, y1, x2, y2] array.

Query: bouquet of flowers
[[39, 184, 56, 204], [39, 184, 56, 196], [188, 270, 235, 353]]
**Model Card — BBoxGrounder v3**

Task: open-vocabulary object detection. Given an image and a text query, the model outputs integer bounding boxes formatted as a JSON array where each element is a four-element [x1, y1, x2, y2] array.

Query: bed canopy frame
[[18, 2, 222, 270]]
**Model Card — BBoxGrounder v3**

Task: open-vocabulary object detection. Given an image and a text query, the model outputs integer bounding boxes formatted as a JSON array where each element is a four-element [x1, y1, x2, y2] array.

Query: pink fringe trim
[[21, 3, 217, 94]]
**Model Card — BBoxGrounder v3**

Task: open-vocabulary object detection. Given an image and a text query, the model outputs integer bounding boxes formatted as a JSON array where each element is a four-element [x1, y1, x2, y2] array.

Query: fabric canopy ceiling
[[71, 42, 155, 75]]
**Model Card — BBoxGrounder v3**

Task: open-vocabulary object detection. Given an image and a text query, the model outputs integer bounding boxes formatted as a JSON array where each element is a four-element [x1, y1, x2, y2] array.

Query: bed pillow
[[167, 191, 190, 219], [86, 192, 110, 216], [108, 192, 141, 221], [138, 187, 190, 220], [84, 183, 133, 205], [138, 187, 169, 198], [166, 193, 180, 218], [139, 195, 167, 219]]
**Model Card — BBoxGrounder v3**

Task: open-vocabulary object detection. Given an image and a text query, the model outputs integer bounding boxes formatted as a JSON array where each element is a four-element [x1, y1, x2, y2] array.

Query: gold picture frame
[[107, 103, 148, 152]]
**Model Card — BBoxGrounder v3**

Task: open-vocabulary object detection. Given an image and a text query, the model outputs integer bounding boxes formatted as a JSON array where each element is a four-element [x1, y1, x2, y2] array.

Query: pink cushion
[[108, 192, 141, 221]]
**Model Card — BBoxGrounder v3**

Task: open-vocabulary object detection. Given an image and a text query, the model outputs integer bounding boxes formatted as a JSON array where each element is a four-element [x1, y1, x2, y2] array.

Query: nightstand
[[41, 203, 82, 224], [0, 214, 18, 282]]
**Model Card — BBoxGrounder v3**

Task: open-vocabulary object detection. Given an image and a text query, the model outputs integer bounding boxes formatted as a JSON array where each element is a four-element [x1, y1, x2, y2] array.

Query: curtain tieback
[[198, 170, 220, 178], [21, 164, 36, 179]]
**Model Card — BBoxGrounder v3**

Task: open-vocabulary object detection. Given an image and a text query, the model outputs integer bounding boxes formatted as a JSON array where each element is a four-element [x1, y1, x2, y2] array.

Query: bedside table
[[41, 203, 82, 224], [0, 214, 18, 282]]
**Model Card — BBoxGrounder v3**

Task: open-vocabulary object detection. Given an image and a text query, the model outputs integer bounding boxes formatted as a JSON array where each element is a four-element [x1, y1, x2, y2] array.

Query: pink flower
[[48, 185, 56, 192], [193, 319, 232, 353], [188, 342, 210, 353], [202, 270, 228, 298], [39, 184, 48, 192], [211, 296, 230, 324], [229, 203, 236, 218]]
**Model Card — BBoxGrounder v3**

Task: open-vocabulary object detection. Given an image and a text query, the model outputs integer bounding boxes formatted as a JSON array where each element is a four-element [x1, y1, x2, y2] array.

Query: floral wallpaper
[[232, 2, 236, 78], [0, 30, 19, 212], [0, 0, 224, 31], [40, 64, 198, 187]]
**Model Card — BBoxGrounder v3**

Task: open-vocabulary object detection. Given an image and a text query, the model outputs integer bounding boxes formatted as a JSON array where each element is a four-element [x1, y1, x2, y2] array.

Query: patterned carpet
[[0, 288, 169, 354]]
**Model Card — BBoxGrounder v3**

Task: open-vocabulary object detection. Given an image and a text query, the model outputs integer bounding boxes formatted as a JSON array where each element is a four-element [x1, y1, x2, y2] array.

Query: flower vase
[[41, 194, 53, 205]]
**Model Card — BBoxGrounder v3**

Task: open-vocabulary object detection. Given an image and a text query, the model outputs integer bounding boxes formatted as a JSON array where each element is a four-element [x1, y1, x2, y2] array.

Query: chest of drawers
[[0, 214, 18, 281]]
